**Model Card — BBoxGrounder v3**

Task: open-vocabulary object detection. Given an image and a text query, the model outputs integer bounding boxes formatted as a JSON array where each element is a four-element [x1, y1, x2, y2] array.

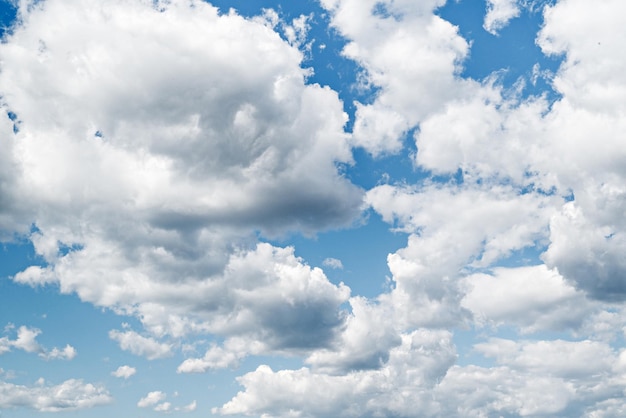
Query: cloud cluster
[[320, 0, 470, 155], [0, 324, 77, 360], [2, 0, 626, 416], [214, 0, 626, 416], [0, 378, 111, 412]]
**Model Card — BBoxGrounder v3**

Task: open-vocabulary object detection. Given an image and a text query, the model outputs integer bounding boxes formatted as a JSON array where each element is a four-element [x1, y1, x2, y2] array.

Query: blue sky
[[2, 0, 626, 416]]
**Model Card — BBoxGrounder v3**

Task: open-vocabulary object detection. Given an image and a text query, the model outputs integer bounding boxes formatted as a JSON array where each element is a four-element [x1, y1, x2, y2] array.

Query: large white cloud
[[216, 329, 456, 417], [320, 0, 471, 155], [461, 265, 592, 333], [367, 182, 557, 328], [1, 0, 359, 356]]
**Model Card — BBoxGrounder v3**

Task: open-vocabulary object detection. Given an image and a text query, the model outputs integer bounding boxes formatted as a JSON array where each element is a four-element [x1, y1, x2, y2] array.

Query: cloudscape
[[1, 0, 626, 416]]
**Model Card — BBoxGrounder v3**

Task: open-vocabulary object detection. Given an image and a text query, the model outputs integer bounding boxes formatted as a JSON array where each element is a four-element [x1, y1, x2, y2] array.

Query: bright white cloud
[[138, 391, 167, 408], [0, 378, 111, 412], [474, 338, 616, 378], [367, 182, 557, 328], [2, 0, 626, 416], [216, 329, 456, 417], [462, 265, 591, 333], [483, 0, 521, 34], [3, 0, 361, 348], [111, 365, 137, 379], [0, 325, 77, 360], [11, 325, 41, 353], [109, 330, 172, 360], [177, 338, 259, 372], [320, 0, 470, 155]]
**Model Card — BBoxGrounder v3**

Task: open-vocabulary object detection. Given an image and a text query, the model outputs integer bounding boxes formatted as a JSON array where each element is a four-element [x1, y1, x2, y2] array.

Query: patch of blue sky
[[270, 210, 408, 299], [437, 0, 563, 101]]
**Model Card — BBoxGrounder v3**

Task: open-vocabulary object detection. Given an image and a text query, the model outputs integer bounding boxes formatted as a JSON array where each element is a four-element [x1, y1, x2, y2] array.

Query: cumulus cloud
[[3, 0, 626, 416], [461, 265, 592, 332], [367, 182, 557, 328], [0, 325, 77, 360], [109, 330, 172, 360], [0, 378, 111, 412], [177, 338, 258, 372], [216, 329, 456, 417], [111, 365, 136, 379], [40, 344, 77, 361], [138, 391, 166, 408], [483, 0, 521, 34], [320, 0, 470, 155], [2, 0, 361, 349]]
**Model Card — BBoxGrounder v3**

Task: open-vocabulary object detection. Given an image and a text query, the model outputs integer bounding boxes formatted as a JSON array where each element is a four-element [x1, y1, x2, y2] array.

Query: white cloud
[[40, 344, 77, 361], [11, 325, 41, 353], [0, 378, 111, 412], [474, 338, 616, 379], [483, 0, 521, 35], [109, 330, 172, 360], [138, 391, 167, 408], [154, 402, 172, 412], [0, 325, 77, 360], [179, 400, 197, 412], [1, 0, 361, 355], [177, 339, 258, 373], [322, 257, 343, 269], [461, 265, 591, 333], [320, 0, 470, 155], [111, 365, 137, 379], [216, 329, 456, 417], [435, 365, 576, 416], [367, 183, 557, 329]]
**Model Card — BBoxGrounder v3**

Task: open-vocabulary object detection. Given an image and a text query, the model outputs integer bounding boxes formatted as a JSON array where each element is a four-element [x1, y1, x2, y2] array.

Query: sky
[[1, 0, 626, 416]]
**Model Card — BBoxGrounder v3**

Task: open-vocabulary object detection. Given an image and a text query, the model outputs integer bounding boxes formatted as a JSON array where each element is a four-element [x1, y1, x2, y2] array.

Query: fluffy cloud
[[322, 257, 344, 269], [40, 344, 77, 361], [367, 183, 557, 328], [111, 365, 137, 379], [320, 0, 470, 155], [216, 329, 456, 417], [483, 0, 521, 34], [461, 265, 591, 332], [109, 330, 173, 360], [474, 338, 615, 378], [0, 378, 111, 412], [2, 0, 358, 357], [0, 325, 77, 360], [137, 391, 166, 408]]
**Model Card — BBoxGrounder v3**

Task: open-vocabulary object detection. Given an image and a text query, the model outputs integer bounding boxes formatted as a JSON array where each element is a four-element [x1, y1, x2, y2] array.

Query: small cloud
[[154, 402, 171, 412], [483, 0, 520, 35], [137, 391, 166, 408], [41, 344, 77, 361], [323, 257, 344, 270], [179, 400, 197, 412], [111, 365, 136, 379], [109, 329, 172, 360]]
